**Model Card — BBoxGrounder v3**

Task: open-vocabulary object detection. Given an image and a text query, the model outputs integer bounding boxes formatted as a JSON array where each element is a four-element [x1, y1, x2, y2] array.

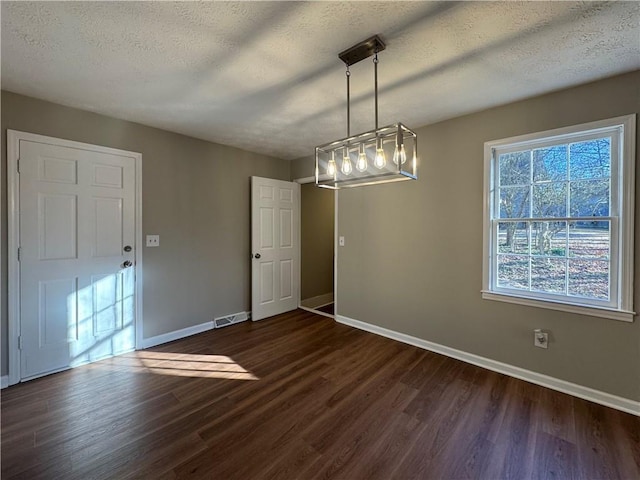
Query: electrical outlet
[[146, 235, 160, 247], [534, 329, 548, 349]]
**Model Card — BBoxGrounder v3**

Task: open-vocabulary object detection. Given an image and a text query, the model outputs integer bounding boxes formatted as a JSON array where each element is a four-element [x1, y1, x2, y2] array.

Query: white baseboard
[[1, 376, 9, 389], [141, 321, 214, 349], [300, 292, 334, 309], [336, 314, 640, 417]]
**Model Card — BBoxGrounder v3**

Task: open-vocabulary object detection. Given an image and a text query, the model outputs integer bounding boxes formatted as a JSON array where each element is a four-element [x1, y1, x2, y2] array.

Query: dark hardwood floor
[[2, 309, 639, 479]]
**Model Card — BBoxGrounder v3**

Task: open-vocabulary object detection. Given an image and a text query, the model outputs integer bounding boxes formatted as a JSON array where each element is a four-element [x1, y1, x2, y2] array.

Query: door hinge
[[17, 247, 21, 261], [17, 158, 20, 173], [18, 335, 23, 350]]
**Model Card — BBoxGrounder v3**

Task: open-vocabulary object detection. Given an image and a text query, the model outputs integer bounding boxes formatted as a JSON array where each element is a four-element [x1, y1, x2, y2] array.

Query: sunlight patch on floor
[[100, 351, 259, 380]]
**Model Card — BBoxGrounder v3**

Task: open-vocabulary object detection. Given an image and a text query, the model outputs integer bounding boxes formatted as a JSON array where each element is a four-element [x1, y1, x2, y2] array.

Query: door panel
[[19, 139, 136, 380], [251, 177, 299, 321], [93, 272, 123, 334], [38, 193, 78, 260], [92, 164, 123, 188], [280, 209, 292, 247], [39, 278, 79, 345], [260, 262, 275, 304], [38, 155, 77, 184], [93, 197, 123, 257], [280, 259, 293, 299], [260, 207, 275, 248]]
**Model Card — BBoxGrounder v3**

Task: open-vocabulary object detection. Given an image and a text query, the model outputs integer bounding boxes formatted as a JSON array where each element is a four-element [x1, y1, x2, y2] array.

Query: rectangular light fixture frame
[[315, 123, 417, 189]]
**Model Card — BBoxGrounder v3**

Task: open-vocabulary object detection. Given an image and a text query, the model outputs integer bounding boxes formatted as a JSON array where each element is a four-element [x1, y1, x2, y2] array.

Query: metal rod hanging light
[[315, 35, 418, 189]]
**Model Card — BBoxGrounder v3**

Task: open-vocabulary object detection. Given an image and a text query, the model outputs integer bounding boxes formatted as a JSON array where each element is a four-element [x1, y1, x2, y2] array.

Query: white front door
[[251, 177, 299, 321], [18, 136, 137, 380]]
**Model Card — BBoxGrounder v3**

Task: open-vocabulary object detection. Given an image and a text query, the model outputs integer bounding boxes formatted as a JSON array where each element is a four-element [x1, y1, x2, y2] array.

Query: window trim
[[482, 115, 636, 322]]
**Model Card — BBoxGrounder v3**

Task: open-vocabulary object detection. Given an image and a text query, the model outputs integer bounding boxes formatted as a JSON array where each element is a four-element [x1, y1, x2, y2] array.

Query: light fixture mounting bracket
[[338, 35, 386, 66]]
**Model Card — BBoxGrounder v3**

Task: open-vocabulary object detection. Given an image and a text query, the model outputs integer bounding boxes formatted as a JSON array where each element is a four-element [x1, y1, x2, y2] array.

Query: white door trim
[[6, 130, 143, 386], [293, 175, 338, 316]]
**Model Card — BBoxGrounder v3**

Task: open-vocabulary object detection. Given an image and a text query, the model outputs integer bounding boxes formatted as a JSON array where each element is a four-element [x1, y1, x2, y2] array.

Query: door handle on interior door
[[123, 260, 133, 268], [254, 253, 261, 259]]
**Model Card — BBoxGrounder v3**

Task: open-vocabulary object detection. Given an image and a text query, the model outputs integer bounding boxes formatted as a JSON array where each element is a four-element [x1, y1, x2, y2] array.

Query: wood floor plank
[[303, 380, 421, 480], [574, 397, 628, 480], [391, 376, 485, 479], [340, 410, 422, 480], [2, 309, 638, 480], [260, 439, 322, 480], [539, 387, 577, 444], [483, 378, 539, 480], [173, 374, 334, 479], [530, 430, 578, 480]]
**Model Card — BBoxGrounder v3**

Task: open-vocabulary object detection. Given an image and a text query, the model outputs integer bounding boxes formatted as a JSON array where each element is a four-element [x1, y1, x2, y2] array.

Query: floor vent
[[213, 311, 249, 329]]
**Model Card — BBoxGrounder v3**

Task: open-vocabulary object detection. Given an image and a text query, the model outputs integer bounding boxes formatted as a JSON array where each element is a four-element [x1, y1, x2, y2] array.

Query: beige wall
[[292, 71, 640, 401], [300, 183, 334, 300], [0, 91, 290, 376], [290, 156, 315, 183]]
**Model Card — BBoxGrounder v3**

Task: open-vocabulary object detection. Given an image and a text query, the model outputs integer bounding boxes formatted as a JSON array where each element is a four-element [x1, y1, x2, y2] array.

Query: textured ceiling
[[2, 1, 639, 160]]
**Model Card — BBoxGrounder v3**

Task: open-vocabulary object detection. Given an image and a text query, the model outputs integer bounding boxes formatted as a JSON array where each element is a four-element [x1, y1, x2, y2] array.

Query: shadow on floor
[[316, 303, 334, 315]]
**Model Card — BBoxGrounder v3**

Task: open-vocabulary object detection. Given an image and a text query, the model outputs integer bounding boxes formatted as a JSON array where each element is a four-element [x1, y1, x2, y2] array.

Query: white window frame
[[482, 115, 635, 322]]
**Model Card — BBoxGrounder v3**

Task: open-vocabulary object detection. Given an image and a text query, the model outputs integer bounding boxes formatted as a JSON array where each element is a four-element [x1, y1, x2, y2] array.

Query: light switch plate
[[339, 236, 345, 246], [146, 235, 160, 247]]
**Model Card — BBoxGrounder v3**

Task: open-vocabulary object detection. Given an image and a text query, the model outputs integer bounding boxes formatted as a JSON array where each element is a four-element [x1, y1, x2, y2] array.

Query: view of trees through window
[[496, 137, 611, 300]]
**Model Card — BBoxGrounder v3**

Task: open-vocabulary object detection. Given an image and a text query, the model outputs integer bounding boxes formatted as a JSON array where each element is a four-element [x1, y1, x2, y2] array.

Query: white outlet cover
[[146, 235, 160, 247], [534, 331, 548, 349]]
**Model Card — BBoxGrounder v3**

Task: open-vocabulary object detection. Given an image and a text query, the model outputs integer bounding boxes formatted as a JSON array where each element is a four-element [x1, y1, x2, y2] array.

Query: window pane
[[497, 255, 529, 290], [499, 187, 530, 218], [569, 138, 611, 180], [533, 182, 567, 217], [498, 222, 529, 254], [568, 221, 610, 259], [569, 179, 609, 217], [499, 151, 530, 186], [531, 258, 566, 294], [533, 146, 567, 182], [568, 259, 609, 300], [531, 221, 566, 256]]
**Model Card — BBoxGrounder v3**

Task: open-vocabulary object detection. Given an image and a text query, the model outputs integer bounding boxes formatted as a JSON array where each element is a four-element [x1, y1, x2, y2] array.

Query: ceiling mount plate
[[338, 35, 386, 66]]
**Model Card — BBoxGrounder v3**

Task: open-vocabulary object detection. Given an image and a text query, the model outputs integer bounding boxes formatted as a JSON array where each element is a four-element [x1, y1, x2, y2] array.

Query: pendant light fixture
[[315, 35, 418, 189]]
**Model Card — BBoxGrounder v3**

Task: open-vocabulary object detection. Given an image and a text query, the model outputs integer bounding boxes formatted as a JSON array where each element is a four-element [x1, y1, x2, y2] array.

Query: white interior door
[[19, 138, 136, 380], [251, 177, 299, 321]]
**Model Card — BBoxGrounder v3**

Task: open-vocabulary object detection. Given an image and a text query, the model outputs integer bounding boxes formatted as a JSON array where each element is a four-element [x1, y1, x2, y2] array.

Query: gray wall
[[290, 157, 315, 184], [300, 183, 334, 300], [292, 71, 640, 401], [1, 91, 290, 376]]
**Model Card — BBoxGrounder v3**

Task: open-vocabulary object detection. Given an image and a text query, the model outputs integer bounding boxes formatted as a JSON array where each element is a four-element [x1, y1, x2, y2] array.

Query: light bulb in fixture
[[356, 144, 368, 172], [327, 151, 337, 176], [374, 137, 386, 169], [393, 144, 407, 165], [392, 125, 407, 165], [341, 148, 353, 175]]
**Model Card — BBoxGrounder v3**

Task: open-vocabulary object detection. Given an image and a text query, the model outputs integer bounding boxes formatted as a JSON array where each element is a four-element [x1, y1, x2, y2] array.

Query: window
[[483, 115, 635, 321]]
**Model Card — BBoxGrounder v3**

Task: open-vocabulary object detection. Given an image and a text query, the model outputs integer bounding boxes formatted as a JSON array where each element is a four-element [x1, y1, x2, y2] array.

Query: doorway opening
[[298, 182, 335, 318]]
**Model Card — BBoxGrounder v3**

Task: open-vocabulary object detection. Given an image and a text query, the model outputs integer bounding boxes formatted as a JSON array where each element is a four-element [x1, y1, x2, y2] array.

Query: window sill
[[481, 291, 635, 322]]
